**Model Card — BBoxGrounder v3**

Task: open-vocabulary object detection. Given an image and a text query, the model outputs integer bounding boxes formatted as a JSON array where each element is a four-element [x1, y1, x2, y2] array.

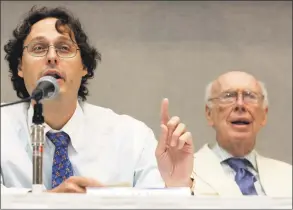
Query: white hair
[[205, 80, 269, 108]]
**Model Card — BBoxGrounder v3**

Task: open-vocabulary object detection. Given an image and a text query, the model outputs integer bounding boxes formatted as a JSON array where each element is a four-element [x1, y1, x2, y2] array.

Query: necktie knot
[[225, 157, 249, 172], [46, 131, 70, 148]]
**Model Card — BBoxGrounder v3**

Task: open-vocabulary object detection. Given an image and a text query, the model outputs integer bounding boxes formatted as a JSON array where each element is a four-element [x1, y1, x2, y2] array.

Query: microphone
[[31, 76, 60, 102], [0, 76, 60, 108]]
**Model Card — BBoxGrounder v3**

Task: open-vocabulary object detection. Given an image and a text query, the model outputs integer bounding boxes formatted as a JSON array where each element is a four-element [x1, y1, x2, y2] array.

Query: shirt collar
[[27, 100, 84, 152], [211, 142, 258, 171]]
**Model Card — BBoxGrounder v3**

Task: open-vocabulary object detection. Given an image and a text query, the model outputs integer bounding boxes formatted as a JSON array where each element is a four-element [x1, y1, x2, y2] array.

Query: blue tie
[[225, 158, 258, 195], [46, 131, 74, 189]]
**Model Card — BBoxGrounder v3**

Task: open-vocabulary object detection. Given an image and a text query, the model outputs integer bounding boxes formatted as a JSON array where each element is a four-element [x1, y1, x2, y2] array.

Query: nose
[[236, 93, 245, 106], [46, 46, 59, 65], [233, 94, 246, 112]]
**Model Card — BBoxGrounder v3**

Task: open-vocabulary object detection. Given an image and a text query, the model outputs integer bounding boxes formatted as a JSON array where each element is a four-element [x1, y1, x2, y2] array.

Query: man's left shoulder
[[257, 153, 292, 172], [81, 102, 152, 131]]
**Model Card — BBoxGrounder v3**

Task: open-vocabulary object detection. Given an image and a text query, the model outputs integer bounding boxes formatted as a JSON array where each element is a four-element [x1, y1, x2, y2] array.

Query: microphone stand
[[2, 77, 59, 193], [31, 101, 45, 193], [2, 98, 45, 192]]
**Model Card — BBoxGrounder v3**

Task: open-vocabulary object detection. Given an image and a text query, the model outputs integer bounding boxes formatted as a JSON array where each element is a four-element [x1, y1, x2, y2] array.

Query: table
[[1, 193, 292, 209]]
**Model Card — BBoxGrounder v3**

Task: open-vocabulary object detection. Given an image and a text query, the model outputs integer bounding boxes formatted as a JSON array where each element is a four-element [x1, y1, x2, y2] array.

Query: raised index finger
[[160, 98, 170, 125]]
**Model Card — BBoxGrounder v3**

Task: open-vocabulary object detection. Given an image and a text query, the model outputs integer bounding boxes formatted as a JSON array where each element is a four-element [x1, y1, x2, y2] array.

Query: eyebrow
[[27, 36, 74, 44], [220, 89, 260, 94]]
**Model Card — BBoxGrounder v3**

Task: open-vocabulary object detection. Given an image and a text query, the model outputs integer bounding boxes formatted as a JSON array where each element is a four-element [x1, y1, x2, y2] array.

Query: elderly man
[[192, 71, 292, 197]]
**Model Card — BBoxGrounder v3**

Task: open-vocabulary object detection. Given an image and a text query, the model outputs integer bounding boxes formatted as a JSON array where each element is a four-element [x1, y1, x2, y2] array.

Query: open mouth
[[44, 71, 63, 80], [230, 120, 251, 125]]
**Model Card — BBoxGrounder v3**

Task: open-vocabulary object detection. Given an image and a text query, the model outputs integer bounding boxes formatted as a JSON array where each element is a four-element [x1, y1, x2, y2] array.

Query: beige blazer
[[192, 144, 292, 197]]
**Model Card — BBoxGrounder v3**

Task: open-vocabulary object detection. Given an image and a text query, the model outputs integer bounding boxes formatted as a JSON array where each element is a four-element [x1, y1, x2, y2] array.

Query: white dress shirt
[[1, 100, 165, 193], [211, 143, 266, 195]]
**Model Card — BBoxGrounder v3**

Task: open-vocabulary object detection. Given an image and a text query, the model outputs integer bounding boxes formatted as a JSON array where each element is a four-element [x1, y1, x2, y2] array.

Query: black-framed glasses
[[208, 89, 264, 105], [23, 39, 80, 58]]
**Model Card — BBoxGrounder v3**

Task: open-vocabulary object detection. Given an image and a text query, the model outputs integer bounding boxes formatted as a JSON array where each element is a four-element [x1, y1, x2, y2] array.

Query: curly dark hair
[[4, 6, 101, 101]]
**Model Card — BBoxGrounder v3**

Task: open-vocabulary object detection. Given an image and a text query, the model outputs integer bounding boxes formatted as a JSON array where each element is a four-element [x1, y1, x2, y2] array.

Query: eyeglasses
[[23, 39, 80, 58], [208, 89, 264, 105]]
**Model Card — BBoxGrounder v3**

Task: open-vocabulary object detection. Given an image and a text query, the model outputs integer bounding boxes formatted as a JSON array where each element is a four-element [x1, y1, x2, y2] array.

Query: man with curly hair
[[1, 6, 194, 193]]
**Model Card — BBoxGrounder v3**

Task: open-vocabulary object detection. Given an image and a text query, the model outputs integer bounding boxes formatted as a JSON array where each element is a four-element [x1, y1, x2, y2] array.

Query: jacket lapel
[[256, 154, 273, 196], [194, 144, 242, 196], [256, 153, 292, 197]]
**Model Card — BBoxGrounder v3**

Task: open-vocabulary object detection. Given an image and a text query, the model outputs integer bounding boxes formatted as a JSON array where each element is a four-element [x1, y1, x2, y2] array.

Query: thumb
[[156, 124, 168, 156]]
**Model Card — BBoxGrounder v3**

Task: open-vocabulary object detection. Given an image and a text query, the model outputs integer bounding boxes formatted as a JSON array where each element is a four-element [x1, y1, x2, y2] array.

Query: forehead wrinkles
[[216, 75, 261, 93]]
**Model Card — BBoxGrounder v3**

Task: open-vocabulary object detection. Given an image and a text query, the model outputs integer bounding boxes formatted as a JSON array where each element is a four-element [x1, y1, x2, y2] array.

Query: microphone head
[[36, 76, 60, 100]]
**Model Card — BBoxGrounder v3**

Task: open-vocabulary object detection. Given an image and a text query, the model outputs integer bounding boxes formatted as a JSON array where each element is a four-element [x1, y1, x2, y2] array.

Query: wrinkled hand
[[46, 176, 104, 193], [156, 98, 194, 187]]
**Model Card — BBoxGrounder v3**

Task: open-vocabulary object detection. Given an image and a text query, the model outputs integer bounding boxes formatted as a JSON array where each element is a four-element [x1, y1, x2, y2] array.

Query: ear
[[205, 104, 214, 126], [17, 59, 23, 78], [260, 107, 268, 126]]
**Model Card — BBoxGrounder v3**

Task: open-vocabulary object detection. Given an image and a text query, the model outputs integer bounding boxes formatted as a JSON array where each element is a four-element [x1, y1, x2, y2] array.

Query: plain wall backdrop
[[1, 1, 292, 164]]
